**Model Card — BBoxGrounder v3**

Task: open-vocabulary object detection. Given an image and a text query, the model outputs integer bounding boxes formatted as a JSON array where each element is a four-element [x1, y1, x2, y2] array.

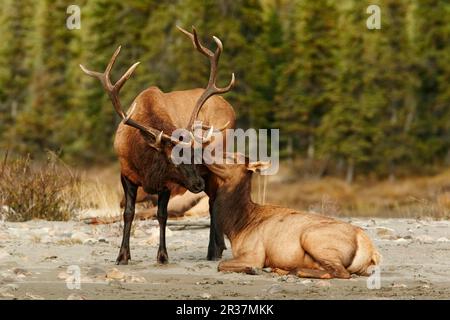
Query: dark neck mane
[[215, 172, 259, 240]]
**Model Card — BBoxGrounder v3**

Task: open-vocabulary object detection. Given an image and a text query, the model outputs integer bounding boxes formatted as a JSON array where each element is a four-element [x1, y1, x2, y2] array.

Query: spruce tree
[[276, 0, 340, 160], [0, 0, 35, 147]]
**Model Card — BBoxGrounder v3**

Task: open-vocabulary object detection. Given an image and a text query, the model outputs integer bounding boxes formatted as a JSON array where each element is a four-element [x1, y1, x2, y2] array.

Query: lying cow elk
[[207, 153, 381, 279]]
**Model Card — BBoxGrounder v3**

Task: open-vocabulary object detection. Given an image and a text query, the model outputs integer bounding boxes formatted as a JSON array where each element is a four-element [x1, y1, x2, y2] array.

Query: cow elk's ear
[[247, 161, 271, 173]]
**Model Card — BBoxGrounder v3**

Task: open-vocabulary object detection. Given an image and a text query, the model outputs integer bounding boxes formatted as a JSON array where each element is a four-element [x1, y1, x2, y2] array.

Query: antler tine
[[177, 26, 235, 143], [80, 46, 190, 150]]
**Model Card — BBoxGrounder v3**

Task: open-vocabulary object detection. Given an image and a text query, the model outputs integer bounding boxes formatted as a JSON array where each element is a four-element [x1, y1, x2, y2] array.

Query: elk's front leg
[[156, 188, 170, 264], [206, 177, 226, 261], [116, 175, 138, 265]]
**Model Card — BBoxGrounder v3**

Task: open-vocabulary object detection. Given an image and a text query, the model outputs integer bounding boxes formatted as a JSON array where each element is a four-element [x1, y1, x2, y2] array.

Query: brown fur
[[114, 86, 235, 194], [207, 159, 381, 279]]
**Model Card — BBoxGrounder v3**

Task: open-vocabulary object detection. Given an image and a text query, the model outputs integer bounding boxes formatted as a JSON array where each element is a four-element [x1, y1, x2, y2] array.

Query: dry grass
[[1, 153, 448, 221], [0, 152, 82, 221], [259, 165, 450, 219], [75, 164, 123, 219]]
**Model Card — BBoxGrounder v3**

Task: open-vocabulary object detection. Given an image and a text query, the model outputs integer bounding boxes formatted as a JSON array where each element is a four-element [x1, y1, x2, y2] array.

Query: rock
[[199, 293, 211, 299], [267, 284, 283, 294], [392, 283, 407, 288], [127, 275, 146, 283], [286, 276, 297, 283], [144, 227, 173, 246], [71, 232, 89, 242], [57, 272, 69, 280], [98, 237, 108, 243], [106, 268, 125, 280], [315, 280, 331, 287], [415, 235, 434, 244], [437, 237, 449, 242], [376, 227, 398, 240], [25, 292, 44, 300], [301, 280, 312, 285], [262, 267, 272, 273], [394, 238, 409, 244], [45, 255, 58, 261], [83, 238, 97, 245], [13, 268, 31, 276], [67, 294, 86, 300]]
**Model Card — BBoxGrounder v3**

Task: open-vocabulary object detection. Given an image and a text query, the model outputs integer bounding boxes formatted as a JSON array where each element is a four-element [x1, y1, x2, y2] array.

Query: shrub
[[0, 151, 82, 221]]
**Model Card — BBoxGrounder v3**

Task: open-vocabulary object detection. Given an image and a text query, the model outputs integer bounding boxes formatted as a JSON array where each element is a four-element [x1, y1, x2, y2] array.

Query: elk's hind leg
[[116, 175, 138, 265], [218, 258, 262, 275], [156, 188, 171, 264], [295, 268, 332, 279]]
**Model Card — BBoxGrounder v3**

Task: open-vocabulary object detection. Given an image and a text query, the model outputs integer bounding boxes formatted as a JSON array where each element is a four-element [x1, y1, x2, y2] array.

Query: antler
[[80, 46, 190, 150], [177, 26, 235, 143]]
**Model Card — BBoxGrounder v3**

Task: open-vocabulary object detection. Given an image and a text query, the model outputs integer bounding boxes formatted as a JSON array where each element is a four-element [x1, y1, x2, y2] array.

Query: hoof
[[116, 249, 130, 265], [157, 250, 169, 264], [207, 247, 224, 261], [115, 259, 129, 265]]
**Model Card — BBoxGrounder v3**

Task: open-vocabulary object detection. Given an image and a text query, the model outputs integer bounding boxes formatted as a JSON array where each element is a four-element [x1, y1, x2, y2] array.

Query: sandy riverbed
[[0, 217, 449, 300]]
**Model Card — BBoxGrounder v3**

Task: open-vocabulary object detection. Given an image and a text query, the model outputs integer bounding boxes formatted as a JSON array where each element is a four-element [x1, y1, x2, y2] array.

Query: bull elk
[[80, 26, 235, 264], [207, 153, 381, 279]]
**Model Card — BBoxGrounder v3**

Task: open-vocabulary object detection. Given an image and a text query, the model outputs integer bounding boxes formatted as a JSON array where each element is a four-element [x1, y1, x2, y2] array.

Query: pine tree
[[318, 0, 380, 182], [12, 0, 77, 156], [73, 0, 153, 161], [276, 0, 340, 160], [0, 0, 35, 147], [413, 0, 450, 167], [368, 0, 417, 178]]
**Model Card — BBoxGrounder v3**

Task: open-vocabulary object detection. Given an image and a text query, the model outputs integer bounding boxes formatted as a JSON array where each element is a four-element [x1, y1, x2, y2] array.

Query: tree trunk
[[346, 159, 354, 184]]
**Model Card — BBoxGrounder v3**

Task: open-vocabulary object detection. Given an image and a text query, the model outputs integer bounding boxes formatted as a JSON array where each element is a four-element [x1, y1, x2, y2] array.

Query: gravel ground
[[0, 217, 449, 300]]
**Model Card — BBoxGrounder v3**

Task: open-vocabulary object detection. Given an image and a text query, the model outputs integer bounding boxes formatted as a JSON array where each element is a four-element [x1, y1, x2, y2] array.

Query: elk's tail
[[347, 228, 381, 276]]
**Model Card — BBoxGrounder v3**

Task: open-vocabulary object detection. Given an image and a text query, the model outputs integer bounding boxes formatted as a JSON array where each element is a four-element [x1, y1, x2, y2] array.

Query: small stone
[[67, 294, 85, 300], [316, 280, 331, 287], [199, 293, 211, 299], [71, 232, 89, 242], [262, 267, 272, 273], [301, 280, 312, 285], [127, 275, 146, 283], [83, 238, 97, 245], [106, 268, 125, 280], [286, 276, 296, 283], [98, 237, 108, 243], [437, 237, 449, 242], [25, 292, 44, 300], [376, 227, 398, 240], [45, 255, 58, 261], [267, 284, 283, 294], [392, 283, 407, 288], [57, 272, 69, 280], [13, 268, 31, 276], [415, 235, 434, 244]]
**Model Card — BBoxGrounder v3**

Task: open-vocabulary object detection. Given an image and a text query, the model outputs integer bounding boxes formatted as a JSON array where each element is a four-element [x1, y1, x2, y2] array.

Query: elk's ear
[[247, 161, 271, 173]]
